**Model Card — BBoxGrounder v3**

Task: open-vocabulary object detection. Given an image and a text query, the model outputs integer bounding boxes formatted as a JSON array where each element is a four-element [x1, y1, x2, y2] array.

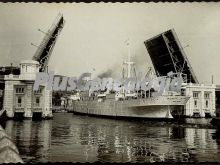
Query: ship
[[70, 42, 190, 121], [72, 92, 188, 120]]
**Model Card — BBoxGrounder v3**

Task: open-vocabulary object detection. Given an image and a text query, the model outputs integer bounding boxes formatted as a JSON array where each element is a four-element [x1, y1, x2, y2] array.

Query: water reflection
[[4, 120, 52, 162], [212, 128, 220, 147], [170, 127, 185, 139], [3, 113, 220, 163]]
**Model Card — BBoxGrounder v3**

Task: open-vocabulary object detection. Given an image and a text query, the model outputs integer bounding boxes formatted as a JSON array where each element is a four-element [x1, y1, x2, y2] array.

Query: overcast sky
[[0, 3, 219, 84]]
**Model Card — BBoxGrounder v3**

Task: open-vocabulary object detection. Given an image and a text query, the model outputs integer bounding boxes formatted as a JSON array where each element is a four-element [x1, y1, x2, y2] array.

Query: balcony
[[193, 109, 200, 112], [32, 107, 42, 112], [4, 74, 20, 80], [204, 109, 211, 112], [14, 103, 24, 111], [14, 107, 24, 112]]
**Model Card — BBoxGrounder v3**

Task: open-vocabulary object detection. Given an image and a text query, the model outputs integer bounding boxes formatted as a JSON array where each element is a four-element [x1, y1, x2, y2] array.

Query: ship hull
[[72, 96, 187, 120]]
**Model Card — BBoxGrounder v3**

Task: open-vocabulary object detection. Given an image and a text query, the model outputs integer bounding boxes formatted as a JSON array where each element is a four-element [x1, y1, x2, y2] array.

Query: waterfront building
[[215, 85, 220, 117], [0, 89, 3, 110], [182, 83, 216, 117], [3, 60, 52, 119]]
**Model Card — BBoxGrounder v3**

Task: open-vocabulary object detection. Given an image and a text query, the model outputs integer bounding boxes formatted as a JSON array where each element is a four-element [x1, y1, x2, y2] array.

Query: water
[[3, 113, 220, 163]]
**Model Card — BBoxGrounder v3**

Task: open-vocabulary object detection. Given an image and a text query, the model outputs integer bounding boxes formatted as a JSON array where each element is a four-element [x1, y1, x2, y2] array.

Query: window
[[18, 97, 21, 103], [204, 93, 210, 99], [17, 97, 22, 107], [206, 100, 209, 108], [22, 65, 25, 71], [15, 87, 24, 94], [181, 89, 185, 96], [34, 88, 42, 94], [35, 97, 40, 107], [193, 92, 199, 99], [194, 100, 197, 108]]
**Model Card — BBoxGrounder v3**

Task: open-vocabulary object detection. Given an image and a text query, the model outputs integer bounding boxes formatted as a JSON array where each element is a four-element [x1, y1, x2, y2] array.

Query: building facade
[[216, 85, 220, 117], [3, 60, 52, 119], [183, 83, 216, 117]]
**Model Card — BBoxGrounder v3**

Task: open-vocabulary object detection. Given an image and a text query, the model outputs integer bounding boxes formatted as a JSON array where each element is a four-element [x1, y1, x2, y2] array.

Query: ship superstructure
[[71, 41, 190, 120]]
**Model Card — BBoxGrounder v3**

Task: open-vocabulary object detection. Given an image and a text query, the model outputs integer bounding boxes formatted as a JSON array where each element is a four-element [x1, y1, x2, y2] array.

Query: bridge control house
[[182, 83, 216, 117], [3, 60, 52, 119]]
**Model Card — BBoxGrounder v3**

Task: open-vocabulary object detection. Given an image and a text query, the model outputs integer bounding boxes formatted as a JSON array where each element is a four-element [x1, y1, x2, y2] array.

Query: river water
[[3, 113, 220, 163]]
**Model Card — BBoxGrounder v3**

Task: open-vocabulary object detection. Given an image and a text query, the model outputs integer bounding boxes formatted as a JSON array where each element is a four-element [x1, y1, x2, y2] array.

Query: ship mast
[[124, 39, 135, 78]]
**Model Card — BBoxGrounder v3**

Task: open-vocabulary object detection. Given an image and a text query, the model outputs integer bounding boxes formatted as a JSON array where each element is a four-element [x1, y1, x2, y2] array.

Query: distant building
[[0, 66, 20, 91], [0, 89, 3, 110], [0, 66, 20, 75], [3, 60, 52, 119], [182, 83, 216, 117]]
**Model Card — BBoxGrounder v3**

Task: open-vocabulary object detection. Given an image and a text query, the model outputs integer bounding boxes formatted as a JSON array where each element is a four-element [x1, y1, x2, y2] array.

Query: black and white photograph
[[0, 2, 220, 163]]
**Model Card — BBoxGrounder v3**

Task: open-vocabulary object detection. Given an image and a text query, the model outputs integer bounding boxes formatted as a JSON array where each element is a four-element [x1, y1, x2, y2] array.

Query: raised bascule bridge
[[1, 14, 65, 119], [144, 29, 217, 118], [32, 13, 65, 72], [144, 29, 198, 84]]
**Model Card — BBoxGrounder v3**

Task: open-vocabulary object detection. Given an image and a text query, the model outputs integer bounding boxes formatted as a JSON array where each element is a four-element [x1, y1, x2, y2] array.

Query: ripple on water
[[2, 113, 220, 163]]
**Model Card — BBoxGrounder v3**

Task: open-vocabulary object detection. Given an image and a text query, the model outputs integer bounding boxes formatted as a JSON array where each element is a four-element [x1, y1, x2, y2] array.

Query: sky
[[0, 2, 220, 84]]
